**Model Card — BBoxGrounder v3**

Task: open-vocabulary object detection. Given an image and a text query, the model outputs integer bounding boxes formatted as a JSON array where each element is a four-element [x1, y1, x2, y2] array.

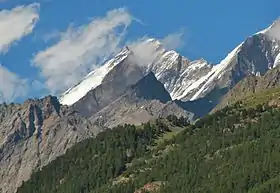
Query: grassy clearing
[[153, 130, 181, 147]]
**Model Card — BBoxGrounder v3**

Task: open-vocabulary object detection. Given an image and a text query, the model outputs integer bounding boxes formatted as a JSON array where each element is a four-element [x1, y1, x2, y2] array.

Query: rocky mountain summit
[[0, 96, 100, 193]]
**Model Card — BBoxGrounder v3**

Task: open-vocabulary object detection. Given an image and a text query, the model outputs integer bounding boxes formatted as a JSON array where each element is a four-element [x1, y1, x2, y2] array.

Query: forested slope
[[17, 101, 280, 193]]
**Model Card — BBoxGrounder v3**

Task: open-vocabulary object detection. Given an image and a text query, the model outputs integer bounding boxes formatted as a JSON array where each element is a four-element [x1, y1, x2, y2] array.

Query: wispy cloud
[[128, 38, 164, 67], [0, 65, 28, 103], [0, 3, 39, 53], [161, 31, 185, 50], [127, 31, 186, 67], [33, 8, 133, 95], [0, 3, 39, 103]]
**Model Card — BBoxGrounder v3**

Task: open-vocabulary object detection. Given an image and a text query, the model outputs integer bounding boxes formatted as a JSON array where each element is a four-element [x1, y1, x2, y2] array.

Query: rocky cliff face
[[0, 96, 101, 193]]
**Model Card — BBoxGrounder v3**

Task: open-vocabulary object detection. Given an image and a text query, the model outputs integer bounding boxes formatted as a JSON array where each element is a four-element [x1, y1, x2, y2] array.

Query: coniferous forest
[[17, 102, 280, 193]]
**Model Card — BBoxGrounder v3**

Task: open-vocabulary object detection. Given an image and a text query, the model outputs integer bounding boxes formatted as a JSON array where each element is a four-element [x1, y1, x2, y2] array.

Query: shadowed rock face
[[0, 96, 101, 193], [129, 72, 172, 103], [72, 57, 145, 118], [91, 73, 193, 128]]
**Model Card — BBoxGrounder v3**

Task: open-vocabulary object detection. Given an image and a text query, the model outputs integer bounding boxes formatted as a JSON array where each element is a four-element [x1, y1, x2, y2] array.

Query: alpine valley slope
[[17, 91, 280, 193], [59, 20, 280, 121]]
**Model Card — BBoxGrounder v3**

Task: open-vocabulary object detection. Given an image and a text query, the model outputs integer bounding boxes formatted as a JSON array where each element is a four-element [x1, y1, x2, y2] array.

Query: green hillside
[[240, 88, 280, 108], [17, 103, 280, 193], [214, 87, 280, 114]]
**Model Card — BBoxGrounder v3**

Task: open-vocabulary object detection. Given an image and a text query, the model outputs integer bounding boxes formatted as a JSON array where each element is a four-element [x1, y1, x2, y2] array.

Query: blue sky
[[0, 0, 279, 103]]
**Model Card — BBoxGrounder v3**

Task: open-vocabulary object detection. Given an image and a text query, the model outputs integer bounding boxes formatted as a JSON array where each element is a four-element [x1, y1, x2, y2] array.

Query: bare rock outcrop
[[0, 96, 101, 193]]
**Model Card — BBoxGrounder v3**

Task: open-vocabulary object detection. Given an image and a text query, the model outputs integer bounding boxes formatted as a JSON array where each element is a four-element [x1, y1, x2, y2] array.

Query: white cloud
[[127, 31, 185, 67], [161, 31, 185, 50], [0, 3, 39, 53], [0, 65, 28, 103], [127, 38, 164, 67], [0, 3, 39, 103], [41, 30, 61, 42], [33, 8, 132, 94]]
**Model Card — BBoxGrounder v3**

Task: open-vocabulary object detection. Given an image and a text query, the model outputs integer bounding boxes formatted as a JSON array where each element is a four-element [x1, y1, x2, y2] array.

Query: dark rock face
[[72, 57, 145, 118], [91, 73, 193, 128], [227, 34, 280, 84], [130, 72, 172, 103], [175, 87, 229, 118], [0, 96, 101, 193]]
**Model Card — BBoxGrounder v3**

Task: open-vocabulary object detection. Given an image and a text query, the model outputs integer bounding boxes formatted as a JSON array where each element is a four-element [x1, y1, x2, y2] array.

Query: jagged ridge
[[0, 96, 101, 193]]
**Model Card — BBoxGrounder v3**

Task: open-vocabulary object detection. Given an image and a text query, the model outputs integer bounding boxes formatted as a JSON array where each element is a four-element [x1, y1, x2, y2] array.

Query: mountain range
[[59, 20, 280, 122], [1, 20, 280, 193]]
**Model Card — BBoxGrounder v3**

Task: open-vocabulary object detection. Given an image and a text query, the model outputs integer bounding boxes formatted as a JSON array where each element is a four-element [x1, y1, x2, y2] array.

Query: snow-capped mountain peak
[[59, 39, 178, 105], [59, 21, 280, 108], [59, 47, 131, 105], [188, 43, 244, 101], [256, 19, 280, 35]]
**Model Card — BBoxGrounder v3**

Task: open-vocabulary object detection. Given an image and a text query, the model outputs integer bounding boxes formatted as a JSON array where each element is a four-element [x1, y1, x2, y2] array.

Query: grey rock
[[0, 96, 101, 193], [91, 72, 193, 128], [72, 54, 145, 118]]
